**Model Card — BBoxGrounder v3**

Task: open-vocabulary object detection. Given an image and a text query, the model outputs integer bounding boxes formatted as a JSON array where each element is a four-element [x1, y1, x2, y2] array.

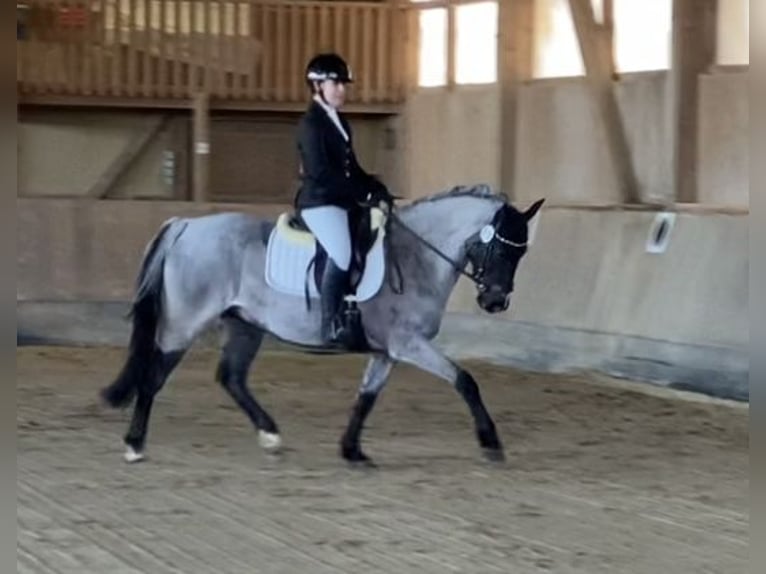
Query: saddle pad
[[265, 227, 386, 302]]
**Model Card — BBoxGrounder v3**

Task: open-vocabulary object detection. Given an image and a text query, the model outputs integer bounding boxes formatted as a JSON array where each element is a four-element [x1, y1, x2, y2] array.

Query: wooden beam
[[17, 95, 403, 115], [568, 0, 641, 204], [397, 0, 419, 98], [667, 0, 717, 203], [192, 92, 210, 202], [498, 0, 534, 199], [446, 2, 457, 89], [86, 116, 171, 198], [603, 0, 613, 28]]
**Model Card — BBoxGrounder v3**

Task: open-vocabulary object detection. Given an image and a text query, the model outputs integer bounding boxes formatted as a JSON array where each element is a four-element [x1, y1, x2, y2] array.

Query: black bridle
[[387, 208, 527, 292]]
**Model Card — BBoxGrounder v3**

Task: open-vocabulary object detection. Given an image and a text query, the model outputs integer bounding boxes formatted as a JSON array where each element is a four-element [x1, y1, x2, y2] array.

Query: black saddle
[[288, 213, 310, 232]]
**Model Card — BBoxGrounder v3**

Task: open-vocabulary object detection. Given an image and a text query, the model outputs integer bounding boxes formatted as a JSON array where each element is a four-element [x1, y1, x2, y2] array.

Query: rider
[[294, 53, 393, 346]]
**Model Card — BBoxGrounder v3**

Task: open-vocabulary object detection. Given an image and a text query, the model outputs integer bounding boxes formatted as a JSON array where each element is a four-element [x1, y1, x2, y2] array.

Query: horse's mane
[[401, 184, 508, 211]]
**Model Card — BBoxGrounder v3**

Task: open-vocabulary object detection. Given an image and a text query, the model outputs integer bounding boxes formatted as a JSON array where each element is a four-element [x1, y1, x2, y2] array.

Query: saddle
[[275, 206, 387, 299], [266, 206, 387, 352]]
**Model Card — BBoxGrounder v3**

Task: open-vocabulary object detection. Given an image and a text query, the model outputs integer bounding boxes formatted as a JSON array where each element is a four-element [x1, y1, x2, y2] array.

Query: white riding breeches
[[301, 206, 352, 271]]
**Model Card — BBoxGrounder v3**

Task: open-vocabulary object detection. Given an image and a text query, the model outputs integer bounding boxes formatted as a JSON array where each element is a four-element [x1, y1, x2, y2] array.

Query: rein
[[388, 213, 487, 289], [386, 204, 528, 295]]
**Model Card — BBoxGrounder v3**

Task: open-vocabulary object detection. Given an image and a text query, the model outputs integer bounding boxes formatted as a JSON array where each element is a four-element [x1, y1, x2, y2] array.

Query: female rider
[[294, 53, 392, 346]]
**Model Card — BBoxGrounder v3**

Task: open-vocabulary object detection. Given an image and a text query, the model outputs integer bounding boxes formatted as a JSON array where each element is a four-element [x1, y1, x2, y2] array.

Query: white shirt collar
[[313, 95, 349, 141]]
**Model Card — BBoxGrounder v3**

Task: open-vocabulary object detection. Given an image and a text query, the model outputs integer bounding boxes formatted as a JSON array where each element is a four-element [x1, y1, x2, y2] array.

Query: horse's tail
[[101, 217, 186, 408]]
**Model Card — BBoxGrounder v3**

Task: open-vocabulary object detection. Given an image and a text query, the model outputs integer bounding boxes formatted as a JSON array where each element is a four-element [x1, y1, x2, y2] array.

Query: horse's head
[[466, 199, 544, 314]]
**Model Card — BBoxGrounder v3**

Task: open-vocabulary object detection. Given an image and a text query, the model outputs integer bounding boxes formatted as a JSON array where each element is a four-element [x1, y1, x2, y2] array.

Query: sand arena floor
[[18, 346, 748, 573]]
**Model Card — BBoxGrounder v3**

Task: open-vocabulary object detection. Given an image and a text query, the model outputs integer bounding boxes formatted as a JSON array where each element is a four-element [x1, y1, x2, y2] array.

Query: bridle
[[388, 208, 527, 292]]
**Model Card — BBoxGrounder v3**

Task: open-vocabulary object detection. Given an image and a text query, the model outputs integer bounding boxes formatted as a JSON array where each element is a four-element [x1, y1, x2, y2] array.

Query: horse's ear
[[524, 199, 545, 221]]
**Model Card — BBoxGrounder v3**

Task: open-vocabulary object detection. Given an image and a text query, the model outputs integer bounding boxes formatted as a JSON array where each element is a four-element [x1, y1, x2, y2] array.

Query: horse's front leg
[[389, 335, 504, 462], [340, 354, 394, 466]]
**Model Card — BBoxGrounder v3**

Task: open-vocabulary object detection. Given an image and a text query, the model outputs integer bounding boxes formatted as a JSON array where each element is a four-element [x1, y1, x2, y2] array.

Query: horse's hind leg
[[217, 314, 281, 452], [123, 349, 185, 463]]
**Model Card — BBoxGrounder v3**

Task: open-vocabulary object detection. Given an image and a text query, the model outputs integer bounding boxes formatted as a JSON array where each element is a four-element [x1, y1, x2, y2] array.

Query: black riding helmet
[[305, 53, 354, 88]]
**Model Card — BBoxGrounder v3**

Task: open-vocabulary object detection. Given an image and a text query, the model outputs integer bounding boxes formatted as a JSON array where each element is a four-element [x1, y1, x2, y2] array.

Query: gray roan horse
[[101, 184, 544, 466]]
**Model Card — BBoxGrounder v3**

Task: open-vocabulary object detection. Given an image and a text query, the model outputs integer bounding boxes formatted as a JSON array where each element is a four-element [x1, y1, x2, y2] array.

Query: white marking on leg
[[259, 430, 282, 452], [124, 445, 146, 463]]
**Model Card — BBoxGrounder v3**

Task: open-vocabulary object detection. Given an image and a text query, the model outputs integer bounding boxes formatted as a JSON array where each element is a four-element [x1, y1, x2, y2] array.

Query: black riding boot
[[320, 260, 352, 346]]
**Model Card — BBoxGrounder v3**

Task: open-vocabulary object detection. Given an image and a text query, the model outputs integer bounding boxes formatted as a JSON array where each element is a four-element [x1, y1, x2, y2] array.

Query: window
[[455, 2, 498, 84], [534, 0, 585, 78], [418, 8, 448, 87], [417, 1, 498, 87], [717, 0, 749, 65], [534, 0, 672, 78], [613, 0, 671, 72]]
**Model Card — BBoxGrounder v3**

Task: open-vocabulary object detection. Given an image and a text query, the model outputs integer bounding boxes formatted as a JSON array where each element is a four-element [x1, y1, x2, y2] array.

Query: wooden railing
[[17, 0, 414, 108]]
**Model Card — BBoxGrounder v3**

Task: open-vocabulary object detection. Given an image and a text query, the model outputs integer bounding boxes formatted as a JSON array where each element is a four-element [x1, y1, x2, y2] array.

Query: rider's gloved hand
[[366, 177, 395, 212]]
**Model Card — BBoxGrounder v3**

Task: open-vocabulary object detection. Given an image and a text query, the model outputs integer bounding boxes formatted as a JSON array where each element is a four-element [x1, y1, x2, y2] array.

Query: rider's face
[[319, 80, 346, 108]]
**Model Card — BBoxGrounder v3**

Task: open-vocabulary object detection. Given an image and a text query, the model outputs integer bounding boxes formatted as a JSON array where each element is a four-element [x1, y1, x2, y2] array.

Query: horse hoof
[[348, 457, 377, 469], [342, 448, 377, 468], [124, 445, 146, 464], [482, 448, 506, 463], [259, 431, 282, 452]]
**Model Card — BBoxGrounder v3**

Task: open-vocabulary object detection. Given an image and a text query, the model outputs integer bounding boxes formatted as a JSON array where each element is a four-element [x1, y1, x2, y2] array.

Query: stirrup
[[322, 298, 365, 350]]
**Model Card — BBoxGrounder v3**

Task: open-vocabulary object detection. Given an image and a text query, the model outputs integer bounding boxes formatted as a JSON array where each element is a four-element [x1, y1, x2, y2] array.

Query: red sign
[[58, 6, 88, 28]]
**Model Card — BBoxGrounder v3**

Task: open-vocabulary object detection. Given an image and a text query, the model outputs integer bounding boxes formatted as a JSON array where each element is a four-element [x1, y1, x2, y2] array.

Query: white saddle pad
[[265, 225, 386, 302]]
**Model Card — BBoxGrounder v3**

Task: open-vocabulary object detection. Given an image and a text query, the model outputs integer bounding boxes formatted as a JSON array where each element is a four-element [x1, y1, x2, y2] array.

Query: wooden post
[[498, 0, 534, 199], [446, 1, 456, 89], [569, 0, 640, 204], [192, 92, 210, 202], [403, 0, 419, 98], [128, 0, 138, 97], [667, 0, 717, 203], [173, 0, 183, 98]]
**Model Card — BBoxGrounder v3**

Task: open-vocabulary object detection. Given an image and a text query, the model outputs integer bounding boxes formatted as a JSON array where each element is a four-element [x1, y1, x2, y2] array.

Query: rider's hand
[[377, 198, 392, 214], [367, 177, 395, 210]]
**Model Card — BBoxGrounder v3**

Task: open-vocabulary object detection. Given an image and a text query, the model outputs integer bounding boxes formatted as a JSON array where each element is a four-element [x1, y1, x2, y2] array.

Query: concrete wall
[[440, 207, 748, 400], [446, 208, 747, 337], [698, 71, 749, 206], [404, 86, 501, 198], [17, 199, 288, 302], [515, 74, 674, 205], [470, 208, 747, 349], [403, 70, 748, 208], [17, 198, 748, 399], [401, 75, 673, 205]]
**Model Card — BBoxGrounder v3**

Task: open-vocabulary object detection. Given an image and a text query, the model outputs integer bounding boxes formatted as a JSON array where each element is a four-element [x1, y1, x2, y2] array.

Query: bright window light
[[418, 8, 448, 87], [534, 0, 585, 78], [613, 0, 671, 72], [455, 2, 498, 85]]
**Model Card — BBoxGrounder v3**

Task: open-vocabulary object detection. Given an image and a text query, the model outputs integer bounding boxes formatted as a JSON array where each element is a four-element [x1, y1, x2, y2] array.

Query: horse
[[101, 184, 544, 466]]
